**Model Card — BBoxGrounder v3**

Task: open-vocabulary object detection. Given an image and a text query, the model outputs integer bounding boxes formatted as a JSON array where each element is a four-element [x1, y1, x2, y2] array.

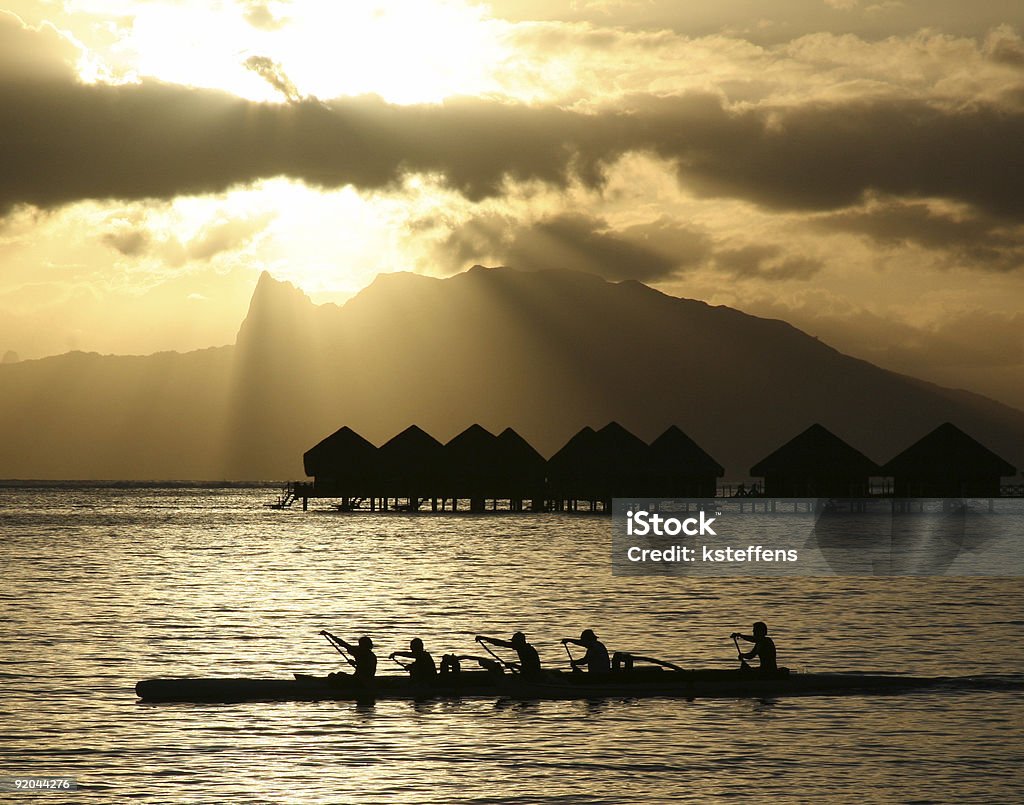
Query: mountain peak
[[236, 271, 316, 349]]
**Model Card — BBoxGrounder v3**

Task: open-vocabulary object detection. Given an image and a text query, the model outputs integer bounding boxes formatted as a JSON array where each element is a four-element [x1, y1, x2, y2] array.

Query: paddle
[[389, 652, 413, 671], [561, 639, 582, 673], [732, 633, 747, 669], [320, 630, 357, 669], [475, 636, 519, 674]]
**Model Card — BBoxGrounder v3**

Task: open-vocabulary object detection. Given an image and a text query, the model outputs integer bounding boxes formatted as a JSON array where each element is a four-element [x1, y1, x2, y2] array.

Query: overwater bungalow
[[444, 424, 502, 511], [442, 425, 547, 511], [546, 425, 597, 509], [881, 422, 1016, 497], [377, 425, 447, 508], [750, 423, 879, 497], [302, 425, 378, 500], [494, 427, 547, 510], [592, 421, 650, 498], [547, 422, 649, 510], [646, 426, 724, 497]]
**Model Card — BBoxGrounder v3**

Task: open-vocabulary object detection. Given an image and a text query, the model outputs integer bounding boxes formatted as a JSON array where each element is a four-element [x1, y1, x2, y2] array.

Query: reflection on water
[[1, 487, 1023, 802]]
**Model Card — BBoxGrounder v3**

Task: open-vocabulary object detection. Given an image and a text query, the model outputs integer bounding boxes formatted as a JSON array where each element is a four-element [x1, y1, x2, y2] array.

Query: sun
[[75, 0, 508, 104]]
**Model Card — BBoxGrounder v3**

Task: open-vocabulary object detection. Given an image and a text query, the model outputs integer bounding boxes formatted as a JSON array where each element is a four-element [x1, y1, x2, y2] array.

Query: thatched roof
[[445, 424, 498, 461], [550, 422, 649, 469], [750, 423, 879, 477], [303, 425, 377, 478], [495, 427, 546, 471], [445, 424, 501, 481], [881, 422, 1016, 477], [649, 426, 724, 477], [548, 425, 597, 474], [594, 422, 648, 463], [378, 425, 445, 482], [548, 422, 650, 496]]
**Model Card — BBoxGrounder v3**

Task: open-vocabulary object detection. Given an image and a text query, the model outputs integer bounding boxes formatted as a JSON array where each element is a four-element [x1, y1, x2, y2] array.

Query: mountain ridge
[[0, 266, 1020, 480]]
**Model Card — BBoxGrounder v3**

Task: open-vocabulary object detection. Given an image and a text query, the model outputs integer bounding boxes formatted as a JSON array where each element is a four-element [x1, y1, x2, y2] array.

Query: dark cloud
[[438, 211, 821, 283], [0, 80, 613, 211], [985, 25, 1024, 66], [821, 199, 1024, 271], [619, 218, 715, 269], [243, 55, 301, 102], [3, 16, 1024, 227], [429, 210, 512, 270], [503, 213, 694, 281], [486, 1, 1024, 44], [100, 211, 271, 263], [714, 244, 824, 280], [435, 212, 712, 281], [102, 227, 150, 256], [0, 11, 79, 82], [639, 93, 1024, 220]]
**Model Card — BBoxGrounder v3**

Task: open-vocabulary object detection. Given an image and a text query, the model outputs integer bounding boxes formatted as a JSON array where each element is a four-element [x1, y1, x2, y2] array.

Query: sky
[[1, 0, 1023, 409]]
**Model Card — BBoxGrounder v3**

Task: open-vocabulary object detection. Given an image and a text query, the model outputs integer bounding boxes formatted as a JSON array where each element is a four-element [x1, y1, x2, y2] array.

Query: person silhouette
[[322, 632, 377, 682], [390, 638, 438, 684], [476, 631, 542, 676], [561, 629, 610, 673], [731, 622, 777, 673]]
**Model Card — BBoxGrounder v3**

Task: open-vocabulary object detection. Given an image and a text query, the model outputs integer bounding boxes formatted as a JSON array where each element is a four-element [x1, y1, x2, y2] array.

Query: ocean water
[[1, 486, 1022, 803]]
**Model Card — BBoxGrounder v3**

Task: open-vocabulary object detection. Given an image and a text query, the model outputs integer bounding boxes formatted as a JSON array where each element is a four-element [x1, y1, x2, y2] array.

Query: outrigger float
[[135, 666, 1023, 704]]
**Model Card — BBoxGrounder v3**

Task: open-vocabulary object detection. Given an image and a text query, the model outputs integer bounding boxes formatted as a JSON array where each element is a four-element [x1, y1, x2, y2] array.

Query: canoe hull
[[134, 668, 1020, 703]]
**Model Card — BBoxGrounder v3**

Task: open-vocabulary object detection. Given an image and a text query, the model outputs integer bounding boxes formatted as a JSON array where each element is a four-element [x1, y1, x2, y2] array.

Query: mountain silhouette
[[1, 265, 1021, 480]]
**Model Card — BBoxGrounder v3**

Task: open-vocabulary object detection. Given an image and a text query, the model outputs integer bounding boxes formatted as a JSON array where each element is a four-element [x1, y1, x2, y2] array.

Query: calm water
[[1, 487, 1022, 803]]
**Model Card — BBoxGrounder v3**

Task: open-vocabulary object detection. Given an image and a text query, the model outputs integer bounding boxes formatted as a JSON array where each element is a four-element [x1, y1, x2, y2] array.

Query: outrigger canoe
[[135, 667, 1023, 703]]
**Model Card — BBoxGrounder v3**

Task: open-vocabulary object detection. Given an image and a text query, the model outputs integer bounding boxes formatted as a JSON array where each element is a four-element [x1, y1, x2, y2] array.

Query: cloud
[[504, 213, 706, 281], [431, 211, 712, 281], [100, 209, 273, 265], [0, 11, 81, 83], [3, 17, 1024, 227], [820, 198, 1024, 271], [7, 80, 1024, 222], [240, 1, 289, 31], [432, 209, 824, 282], [647, 94, 1024, 219], [243, 55, 301, 102], [746, 291, 1024, 370], [486, 1, 1024, 45], [985, 24, 1024, 66], [102, 226, 151, 257], [186, 213, 273, 260], [714, 244, 824, 279]]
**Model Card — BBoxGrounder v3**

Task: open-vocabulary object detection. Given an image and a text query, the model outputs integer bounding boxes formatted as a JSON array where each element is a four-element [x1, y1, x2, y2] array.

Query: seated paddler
[[321, 631, 377, 683], [390, 638, 438, 684], [731, 621, 777, 673], [475, 631, 542, 676], [562, 629, 610, 673]]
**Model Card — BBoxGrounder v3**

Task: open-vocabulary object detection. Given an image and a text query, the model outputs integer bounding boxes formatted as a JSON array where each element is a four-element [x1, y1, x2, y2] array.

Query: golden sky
[[1, 1, 1023, 409]]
